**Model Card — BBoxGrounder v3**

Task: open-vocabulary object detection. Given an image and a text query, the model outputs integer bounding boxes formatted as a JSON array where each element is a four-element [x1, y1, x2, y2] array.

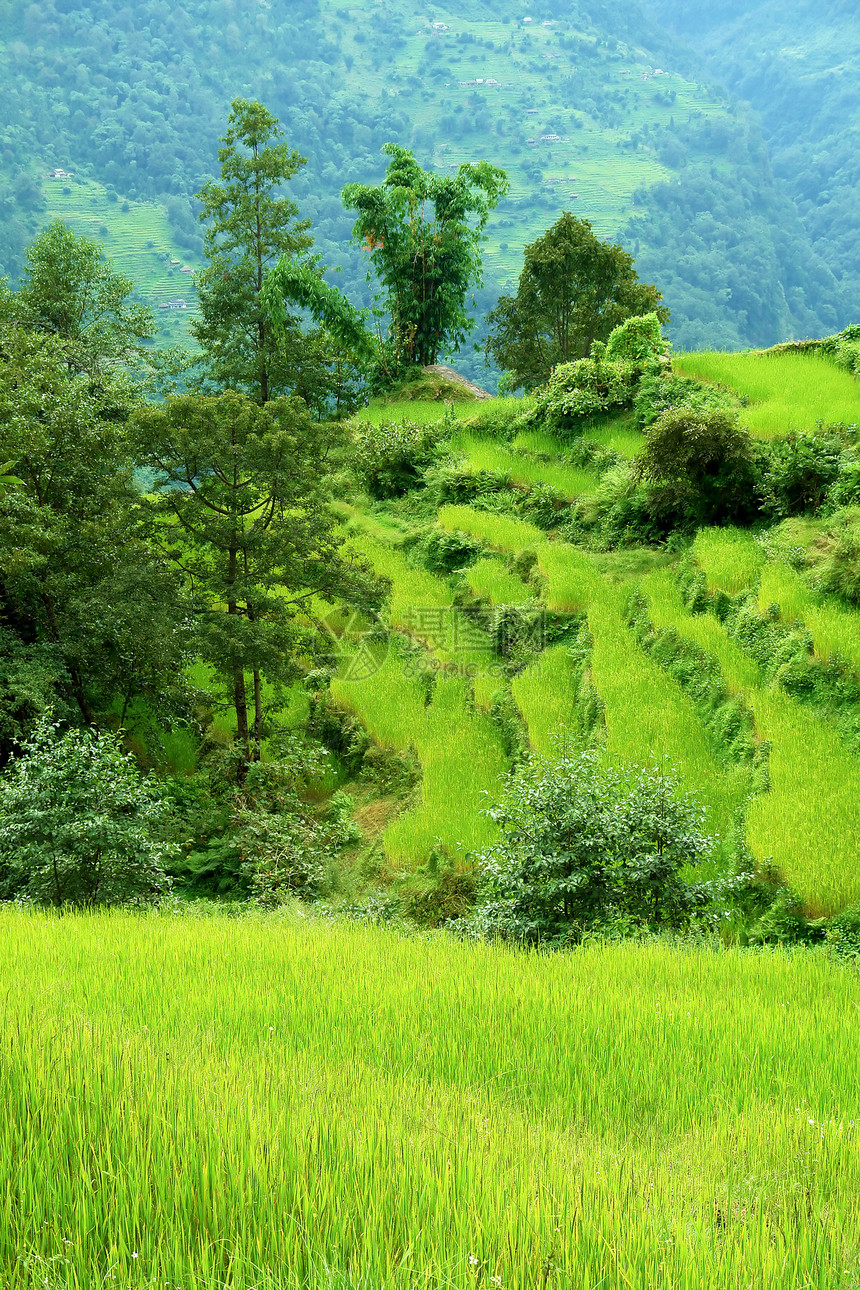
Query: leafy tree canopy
[[11, 219, 155, 379], [133, 390, 385, 769], [0, 323, 188, 743], [0, 716, 175, 908], [485, 213, 669, 392], [342, 144, 509, 373]]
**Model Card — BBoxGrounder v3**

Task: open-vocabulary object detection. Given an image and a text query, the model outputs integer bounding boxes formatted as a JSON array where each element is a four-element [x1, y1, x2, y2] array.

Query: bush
[[351, 416, 449, 497], [760, 432, 844, 518], [0, 717, 175, 907], [634, 371, 734, 429], [527, 356, 637, 434], [816, 507, 860, 604], [470, 748, 714, 943], [604, 311, 666, 364], [635, 406, 759, 526]]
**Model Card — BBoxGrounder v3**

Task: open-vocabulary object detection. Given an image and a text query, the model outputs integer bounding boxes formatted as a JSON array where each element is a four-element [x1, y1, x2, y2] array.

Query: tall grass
[[452, 433, 598, 499], [693, 526, 766, 594], [511, 644, 582, 757], [588, 590, 752, 838], [464, 555, 533, 605], [332, 645, 507, 865], [384, 674, 508, 863], [758, 560, 860, 674], [674, 350, 860, 438], [747, 689, 860, 913], [438, 504, 543, 552], [5, 909, 860, 1290], [331, 650, 427, 751], [535, 541, 603, 612], [643, 569, 763, 695]]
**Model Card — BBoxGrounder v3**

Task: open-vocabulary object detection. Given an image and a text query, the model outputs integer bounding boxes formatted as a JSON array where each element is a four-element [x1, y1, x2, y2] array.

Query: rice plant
[[511, 644, 583, 757], [588, 590, 752, 838], [674, 350, 860, 438], [464, 556, 533, 606], [438, 504, 543, 553], [693, 526, 766, 594], [757, 559, 811, 626], [535, 541, 604, 612], [5, 908, 860, 1290], [643, 568, 763, 695], [451, 433, 598, 499], [384, 674, 508, 863], [758, 560, 860, 674], [747, 688, 860, 913]]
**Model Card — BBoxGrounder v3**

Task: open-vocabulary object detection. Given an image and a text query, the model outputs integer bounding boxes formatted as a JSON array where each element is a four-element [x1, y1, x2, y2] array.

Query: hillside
[[640, 0, 860, 336], [1, 0, 851, 360]]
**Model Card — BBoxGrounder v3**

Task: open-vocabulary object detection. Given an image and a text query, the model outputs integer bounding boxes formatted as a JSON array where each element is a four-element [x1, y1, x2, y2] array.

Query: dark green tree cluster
[[485, 213, 668, 391]]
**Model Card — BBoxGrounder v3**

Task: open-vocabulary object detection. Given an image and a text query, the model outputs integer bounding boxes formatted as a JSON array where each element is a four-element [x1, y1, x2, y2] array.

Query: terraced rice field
[[336, 414, 860, 911], [674, 350, 860, 437]]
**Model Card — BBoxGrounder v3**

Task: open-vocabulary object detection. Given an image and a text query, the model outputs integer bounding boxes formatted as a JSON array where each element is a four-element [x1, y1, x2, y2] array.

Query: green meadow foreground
[[3, 908, 860, 1290]]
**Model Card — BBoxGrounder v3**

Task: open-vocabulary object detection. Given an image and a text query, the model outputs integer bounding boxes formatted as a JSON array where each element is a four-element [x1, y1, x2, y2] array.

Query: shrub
[[0, 717, 175, 907], [634, 371, 734, 429], [635, 406, 759, 526], [604, 311, 666, 364], [527, 356, 637, 435], [760, 432, 844, 518], [470, 748, 714, 943], [351, 417, 449, 497], [816, 507, 860, 604]]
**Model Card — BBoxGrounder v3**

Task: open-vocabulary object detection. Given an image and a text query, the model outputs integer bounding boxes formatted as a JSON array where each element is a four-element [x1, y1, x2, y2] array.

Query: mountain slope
[[0, 0, 851, 356]]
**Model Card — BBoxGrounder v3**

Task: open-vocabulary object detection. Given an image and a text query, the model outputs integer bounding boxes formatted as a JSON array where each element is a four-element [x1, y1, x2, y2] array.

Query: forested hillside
[[640, 0, 860, 338], [1, 0, 854, 358]]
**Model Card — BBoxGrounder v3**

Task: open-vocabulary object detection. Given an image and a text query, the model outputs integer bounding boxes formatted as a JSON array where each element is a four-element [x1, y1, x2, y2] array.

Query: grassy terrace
[[674, 349, 860, 438]]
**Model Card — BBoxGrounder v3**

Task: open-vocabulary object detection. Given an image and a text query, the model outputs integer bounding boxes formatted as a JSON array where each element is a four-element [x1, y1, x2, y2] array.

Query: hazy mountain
[[1, 0, 855, 361]]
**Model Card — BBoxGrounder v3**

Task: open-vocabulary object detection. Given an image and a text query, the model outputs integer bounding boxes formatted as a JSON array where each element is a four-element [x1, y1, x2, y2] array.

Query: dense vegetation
[[5, 49, 860, 1283]]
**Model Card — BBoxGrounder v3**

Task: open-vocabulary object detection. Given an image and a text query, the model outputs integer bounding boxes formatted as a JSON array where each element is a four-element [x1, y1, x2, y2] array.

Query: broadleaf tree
[[13, 219, 155, 379], [342, 145, 509, 373], [485, 212, 669, 391], [0, 716, 175, 908], [0, 324, 189, 747]]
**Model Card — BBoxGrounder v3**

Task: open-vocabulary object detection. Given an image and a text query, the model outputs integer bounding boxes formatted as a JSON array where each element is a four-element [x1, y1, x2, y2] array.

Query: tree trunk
[[252, 668, 263, 761], [233, 666, 251, 774]]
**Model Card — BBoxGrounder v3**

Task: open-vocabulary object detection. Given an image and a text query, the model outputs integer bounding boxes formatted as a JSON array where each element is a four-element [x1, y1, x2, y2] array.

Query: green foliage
[[485, 214, 668, 392], [604, 311, 667, 364], [342, 144, 508, 370], [13, 219, 155, 377], [759, 432, 844, 519], [824, 905, 860, 961], [634, 406, 759, 527], [0, 324, 189, 739], [472, 748, 714, 943], [0, 717, 174, 907], [192, 98, 313, 405], [527, 356, 637, 433], [815, 508, 860, 605], [634, 370, 734, 429], [404, 526, 483, 574], [135, 391, 384, 764], [351, 416, 449, 497]]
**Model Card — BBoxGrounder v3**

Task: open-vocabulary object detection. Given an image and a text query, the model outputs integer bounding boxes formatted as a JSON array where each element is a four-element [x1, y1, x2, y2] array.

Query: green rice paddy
[[674, 350, 860, 438], [5, 908, 860, 1289]]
